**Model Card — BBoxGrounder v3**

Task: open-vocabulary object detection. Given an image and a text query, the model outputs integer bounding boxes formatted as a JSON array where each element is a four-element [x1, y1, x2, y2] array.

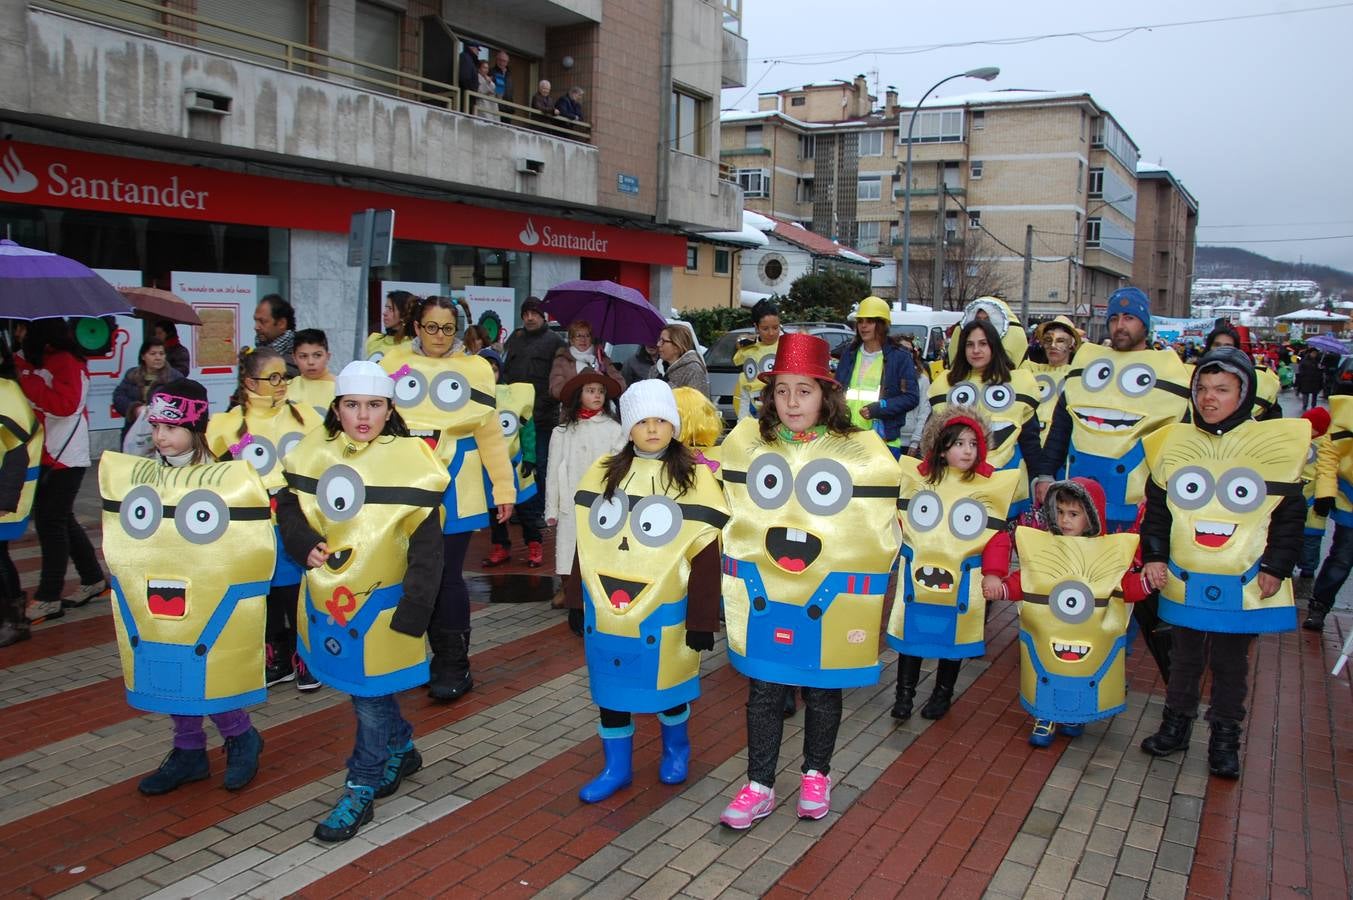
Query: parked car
[[706, 322, 854, 424], [1332, 354, 1353, 396]]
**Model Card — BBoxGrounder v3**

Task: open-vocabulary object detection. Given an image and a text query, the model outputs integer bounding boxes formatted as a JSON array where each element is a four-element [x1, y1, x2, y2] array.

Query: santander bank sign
[[1, 145, 209, 210]]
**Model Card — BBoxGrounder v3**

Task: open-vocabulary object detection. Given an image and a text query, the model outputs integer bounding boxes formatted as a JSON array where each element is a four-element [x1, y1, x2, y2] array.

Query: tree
[[907, 231, 1015, 310], [1260, 290, 1306, 319], [783, 270, 871, 321]]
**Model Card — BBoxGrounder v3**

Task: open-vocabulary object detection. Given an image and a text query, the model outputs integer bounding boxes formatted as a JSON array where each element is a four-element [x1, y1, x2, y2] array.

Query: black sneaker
[[265, 644, 295, 686], [294, 653, 320, 692]]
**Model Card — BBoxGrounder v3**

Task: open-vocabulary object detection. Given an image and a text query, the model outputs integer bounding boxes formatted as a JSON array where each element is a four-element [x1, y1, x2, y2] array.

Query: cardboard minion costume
[[493, 380, 537, 504], [0, 377, 41, 543], [571, 380, 728, 803], [1021, 316, 1082, 448], [732, 339, 778, 420]]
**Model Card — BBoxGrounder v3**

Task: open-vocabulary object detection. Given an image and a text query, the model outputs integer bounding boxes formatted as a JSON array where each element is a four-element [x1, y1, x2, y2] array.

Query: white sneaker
[[62, 578, 108, 609], [720, 781, 775, 829], [26, 598, 64, 623]]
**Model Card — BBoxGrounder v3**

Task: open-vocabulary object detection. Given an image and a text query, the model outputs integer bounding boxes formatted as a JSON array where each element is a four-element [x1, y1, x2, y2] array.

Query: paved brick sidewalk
[[0, 460, 1349, 899]]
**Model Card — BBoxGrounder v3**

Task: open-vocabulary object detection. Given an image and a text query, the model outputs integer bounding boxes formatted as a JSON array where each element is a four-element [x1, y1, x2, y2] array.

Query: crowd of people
[[0, 283, 1346, 847]]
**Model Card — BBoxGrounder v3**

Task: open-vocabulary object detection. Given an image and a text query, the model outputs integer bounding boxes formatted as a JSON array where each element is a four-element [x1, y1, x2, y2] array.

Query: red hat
[[760, 332, 837, 384], [1302, 407, 1331, 438]]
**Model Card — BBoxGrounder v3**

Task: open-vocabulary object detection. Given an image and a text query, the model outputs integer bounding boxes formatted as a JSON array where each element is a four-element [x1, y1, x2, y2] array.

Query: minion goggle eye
[[982, 383, 1014, 412], [906, 490, 942, 532], [947, 381, 979, 407], [1167, 466, 1214, 510], [393, 370, 428, 407], [1034, 374, 1057, 403], [109, 485, 268, 543], [589, 490, 629, 538], [1083, 359, 1114, 392], [317, 465, 366, 520], [430, 372, 470, 412], [1217, 467, 1266, 513], [238, 434, 278, 475], [1029, 579, 1102, 624], [630, 495, 684, 547], [499, 410, 521, 438], [1118, 364, 1156, 398]]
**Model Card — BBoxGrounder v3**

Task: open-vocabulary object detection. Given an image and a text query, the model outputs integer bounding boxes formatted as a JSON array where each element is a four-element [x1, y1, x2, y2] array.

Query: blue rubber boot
[[657, 709, 691, 785], [578, 724, 634, 803]]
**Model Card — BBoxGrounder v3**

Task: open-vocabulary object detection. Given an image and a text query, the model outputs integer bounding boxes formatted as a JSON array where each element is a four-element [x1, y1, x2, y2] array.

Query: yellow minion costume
[[946, 296, 1029, 366], [287, 376, 337, 419], [492, 382, 537, 504], [100, 454, 275, 714], [928, 368, 1040, 514], [1021, 316, 1082, 447], [0, 378, 41, 541], [732, 340, 777, 420]]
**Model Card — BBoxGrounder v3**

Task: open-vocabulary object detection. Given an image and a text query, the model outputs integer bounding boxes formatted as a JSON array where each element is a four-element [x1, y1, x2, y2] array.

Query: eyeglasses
[[1042, 335, 1074, 347], [656, 337, 674, 345], [247, 372, 286, 386], [419, 322, 458, 336]]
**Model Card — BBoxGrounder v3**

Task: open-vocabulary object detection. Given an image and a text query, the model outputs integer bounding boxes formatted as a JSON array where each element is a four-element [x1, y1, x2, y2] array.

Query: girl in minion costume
[[478, 348, 543, 568], [101, 379, 272, 795], [567, 380, 728, 802], [717, 333, 902, 829], [206, 347, 324, 690], [835, 296, 919, 459], [1021, 316, 1082, 453], [0, 348, 41, 648], [1295, 407, 1331, 594], [888, 407, 1020, 722], [379, 296, 516, 702], [275, 361, 449, 841], [731, 300, 783, 420]]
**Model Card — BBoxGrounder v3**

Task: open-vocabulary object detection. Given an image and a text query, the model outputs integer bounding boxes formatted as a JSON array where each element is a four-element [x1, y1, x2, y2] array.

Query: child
[[995, 478, 1150, 747], [717, 333, 901, 828], [274, 361, 448, 841], [1295, 406, 1330, 602], [0, 344, 41, 647], [288, 328, 337, 416], [544, 370, 624, 611], [568, 380, 727, 802], [366, 289, 416, 361], [99, 380, 269, 795], [732, 300, 783, 420], [887, 407, 1020, 722], [478, 349, 543, 568], [206, 347, 325, 690]]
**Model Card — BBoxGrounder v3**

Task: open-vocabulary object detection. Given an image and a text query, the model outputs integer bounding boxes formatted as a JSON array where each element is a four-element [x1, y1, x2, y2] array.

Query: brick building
[[1133, 163, 1199, 319]]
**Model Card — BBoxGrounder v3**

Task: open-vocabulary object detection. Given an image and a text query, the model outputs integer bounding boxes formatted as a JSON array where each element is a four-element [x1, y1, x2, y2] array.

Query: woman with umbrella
[[548, 319, 625, 401], [1297, 346, 1325, 411], [652, 325, 710, 397]]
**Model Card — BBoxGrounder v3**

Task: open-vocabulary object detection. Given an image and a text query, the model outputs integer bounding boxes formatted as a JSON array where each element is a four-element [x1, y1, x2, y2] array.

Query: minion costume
[[287, 376, 336, 418], [731, 339, 777, 420], [570, 380, 728, 803], [493, 381, 537, 504], [1020, 316, 1082, 449], [1296, 407, 1331, 581], [1309, 396, 1353, 630], [0, 379, 41, 645], [945, 296, 1029, 367], [1139, 347, 1307, 779], [274, 361, 448, 843]]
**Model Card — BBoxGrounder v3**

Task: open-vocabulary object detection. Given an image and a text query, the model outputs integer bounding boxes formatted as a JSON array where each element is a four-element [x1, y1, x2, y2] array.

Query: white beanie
[[335, 360, 394, 399], [620, 380, 681, 436]]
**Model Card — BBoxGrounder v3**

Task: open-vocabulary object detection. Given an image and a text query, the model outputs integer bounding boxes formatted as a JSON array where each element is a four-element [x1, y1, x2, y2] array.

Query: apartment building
[[1133, 163, 1199, 319], [721, 82, 1192, 325]]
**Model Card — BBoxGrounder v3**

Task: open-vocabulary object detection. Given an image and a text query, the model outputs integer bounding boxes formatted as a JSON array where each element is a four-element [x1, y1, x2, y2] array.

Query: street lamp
[[899, 66, 999, 307]]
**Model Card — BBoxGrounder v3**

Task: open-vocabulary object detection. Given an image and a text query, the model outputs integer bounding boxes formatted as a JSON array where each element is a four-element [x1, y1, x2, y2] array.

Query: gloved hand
[[520, 462, 535, 479], [685, 630, 714, 651], [567, 607, 584, 636], [1315, 496, 1335, 517], [861, 402, 881, 420]]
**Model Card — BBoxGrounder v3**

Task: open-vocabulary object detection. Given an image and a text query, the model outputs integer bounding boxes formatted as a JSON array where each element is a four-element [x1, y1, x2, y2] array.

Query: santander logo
[[518, 217, 611, 254], [518, 219, 540, 246], [0, 147, 39, 195]]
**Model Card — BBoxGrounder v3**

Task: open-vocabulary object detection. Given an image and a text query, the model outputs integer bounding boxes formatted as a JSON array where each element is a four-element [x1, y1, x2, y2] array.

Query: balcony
[[668, 150, 741, 230], [721, 24, 748, 89]]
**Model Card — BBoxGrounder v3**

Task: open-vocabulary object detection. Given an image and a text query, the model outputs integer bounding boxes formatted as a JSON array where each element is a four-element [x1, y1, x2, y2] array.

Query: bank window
[[686, 244, 699, 272], [857, 174, 882, 201], [714, 249, 731, 275], [745, 126, 763, 149], [858, 131, 884, 157], [672, 87, 709, 156], [737, 168, 770, 198]]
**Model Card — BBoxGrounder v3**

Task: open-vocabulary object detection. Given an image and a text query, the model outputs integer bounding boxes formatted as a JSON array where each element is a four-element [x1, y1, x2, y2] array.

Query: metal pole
[[352, 209, 374, 363], [1021, 223, 1034, 323]]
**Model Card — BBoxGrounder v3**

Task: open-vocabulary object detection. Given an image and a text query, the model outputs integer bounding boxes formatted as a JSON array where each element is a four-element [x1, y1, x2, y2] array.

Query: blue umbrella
[[541, 279, 665, 346], [0, 239, 133, 320]]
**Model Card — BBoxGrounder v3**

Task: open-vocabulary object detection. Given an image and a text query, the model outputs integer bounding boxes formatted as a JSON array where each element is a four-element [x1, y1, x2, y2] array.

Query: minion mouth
[[147, 578, 187, 618], [1194, 520, 1236, 548], [326, 547, 354, 573], [1051, 640, 1091, 662], [1072, 407, 1144, 432], [408, 428, 441, 450], [766, 527, 822, 573], [915, 565, 955, 590], [989, 423, 1016, 449], [598, 574, 648, 611]]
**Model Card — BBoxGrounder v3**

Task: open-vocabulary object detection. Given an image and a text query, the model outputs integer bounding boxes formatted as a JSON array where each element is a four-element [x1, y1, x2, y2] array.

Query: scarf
[[577, 406, 603, 420], [159, 448, 197, 468], [570, 344, 599, 374], [260, 330, 295, 359], [776, 424, 827, 443]]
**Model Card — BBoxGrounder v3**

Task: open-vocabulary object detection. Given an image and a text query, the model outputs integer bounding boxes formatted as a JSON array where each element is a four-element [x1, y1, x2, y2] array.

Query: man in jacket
[[503, 297, 565, 522]]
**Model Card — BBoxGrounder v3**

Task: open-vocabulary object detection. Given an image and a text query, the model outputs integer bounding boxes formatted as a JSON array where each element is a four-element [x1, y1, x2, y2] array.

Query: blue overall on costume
[[484, 449, 536, 507], [271, 525, 304, 586], [1333, 477, 1353, 527], [0, 465, 38, 540], [299, 583, 429, 697], [582, 588, 699, 712], [1018, 632, 1127, 724], [1067, 439, 1145, 528], [443, 435, 490, 533], [723, 555, 889, 689], [1161, 559, 1292, 633], [111, 576, 270, 715], [885, 544, 985, 659]]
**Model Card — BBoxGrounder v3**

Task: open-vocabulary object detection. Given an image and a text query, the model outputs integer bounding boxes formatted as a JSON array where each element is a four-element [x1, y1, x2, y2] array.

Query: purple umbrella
[[541, 279, 666, 346], [1303, 333, 1348, 356], [0, 239, 133, 320]]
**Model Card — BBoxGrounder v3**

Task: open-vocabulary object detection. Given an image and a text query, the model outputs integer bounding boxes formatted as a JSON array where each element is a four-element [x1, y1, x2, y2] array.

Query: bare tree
[[905, 230, 1016, 310]]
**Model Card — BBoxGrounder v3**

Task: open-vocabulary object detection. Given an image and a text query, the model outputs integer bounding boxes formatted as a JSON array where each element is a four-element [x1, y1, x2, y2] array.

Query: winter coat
[[1297, 354, 1325, 394], [544, 414, 626, 576], [548, 346, 625, 402], [15, 349, 91, 470], [503, 325, 565, 428], [654, 349, 710, 397], [834, 342, 920, 442], [901, 373, 931, 450], [164, 340, 190, 375], [112, 366, 185, 435]]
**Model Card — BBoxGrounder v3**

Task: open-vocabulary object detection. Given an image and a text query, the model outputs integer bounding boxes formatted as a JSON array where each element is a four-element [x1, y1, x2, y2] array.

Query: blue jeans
[[1312, 522, 1353, 610], [1299, 531, 1323, 577], [347, 694, 413, 788]]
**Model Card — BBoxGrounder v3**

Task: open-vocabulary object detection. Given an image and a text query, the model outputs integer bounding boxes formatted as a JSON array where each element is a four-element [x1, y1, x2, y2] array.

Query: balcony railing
[[462, 90, 592, 142]]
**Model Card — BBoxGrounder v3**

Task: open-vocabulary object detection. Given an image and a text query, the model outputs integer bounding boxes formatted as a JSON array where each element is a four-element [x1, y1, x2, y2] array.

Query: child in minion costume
[[101, 380, 273, 795], [478, 348, 543, 567], [731, 300, 783, 420], [0, 371, 41, 647], [567, 380, 728, 803], [1303, 397, 1353, 631], [1021, 316, 1082, 450], [1295, 407, 1331, 595], [888, 406, 1019, 722], [718, 333, 901, 828], [275, 361, 449, 841], [946, 296, 1030, 367], [1139, 347, 1306, 779]]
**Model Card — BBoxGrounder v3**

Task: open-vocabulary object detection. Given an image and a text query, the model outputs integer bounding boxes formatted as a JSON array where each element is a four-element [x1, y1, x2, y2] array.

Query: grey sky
[[721, 0, 1353, 272]]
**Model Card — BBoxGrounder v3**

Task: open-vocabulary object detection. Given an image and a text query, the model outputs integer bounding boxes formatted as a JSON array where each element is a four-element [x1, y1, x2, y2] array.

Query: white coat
[[545, 414, 626, 576]]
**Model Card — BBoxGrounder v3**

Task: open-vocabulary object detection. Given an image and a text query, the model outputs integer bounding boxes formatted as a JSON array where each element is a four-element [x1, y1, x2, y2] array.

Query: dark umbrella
[[117, 287, 203, 326], [541, 279, 665, 346], [0, 239, 132, 320]]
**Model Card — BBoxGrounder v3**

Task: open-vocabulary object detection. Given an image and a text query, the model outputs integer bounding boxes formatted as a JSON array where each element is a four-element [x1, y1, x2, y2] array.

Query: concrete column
[[0, 0, 32, 112], [289, 230, 359, 368]]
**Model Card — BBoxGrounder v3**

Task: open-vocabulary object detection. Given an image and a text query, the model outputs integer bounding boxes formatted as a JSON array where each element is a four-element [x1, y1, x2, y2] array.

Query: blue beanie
[[1106, 287, 1150, 331], [478, 348, 503, 371]]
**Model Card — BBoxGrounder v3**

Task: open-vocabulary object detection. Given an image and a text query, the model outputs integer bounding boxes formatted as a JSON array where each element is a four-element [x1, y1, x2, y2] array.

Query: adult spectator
[[622, 343, 659, 385], [152, 320, 190, 374], [112, 338, 184, 442], [530, 80, 554, 119], [475, 59, 498, 119], [549, 319, 625, 401], [1321, 350, 1340, 398], [366, 288, 417, 360], [1296, 347, 1324, 411], [491, 50, 513, 102], [254, 294, 298, 376], [652, 325, 709, 396], [457, 40, 481, 99], [897, 338, 930, 456], [554, 86, 585, 122], [834, 296, 918, 458], [503, 297, 565, 521], [15, 319, 107, 623]]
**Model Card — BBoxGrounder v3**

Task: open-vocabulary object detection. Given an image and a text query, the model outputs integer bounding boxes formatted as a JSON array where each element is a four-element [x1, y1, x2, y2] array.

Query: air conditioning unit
[[516, 157, 545, 175]]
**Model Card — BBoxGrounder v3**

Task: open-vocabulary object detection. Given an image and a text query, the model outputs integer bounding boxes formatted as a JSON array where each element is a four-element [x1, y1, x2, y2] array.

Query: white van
[[848, 302, 960, 363]]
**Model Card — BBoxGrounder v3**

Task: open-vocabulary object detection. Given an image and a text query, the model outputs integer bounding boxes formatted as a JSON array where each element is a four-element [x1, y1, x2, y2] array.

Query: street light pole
[[900, 66, 999, 308]]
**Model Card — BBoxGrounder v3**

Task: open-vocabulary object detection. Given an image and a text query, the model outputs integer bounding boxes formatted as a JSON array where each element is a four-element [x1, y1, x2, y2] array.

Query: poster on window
[[463, 286, 516, 344], [170, 272, 258, 412], [88, 269, 145, 432]]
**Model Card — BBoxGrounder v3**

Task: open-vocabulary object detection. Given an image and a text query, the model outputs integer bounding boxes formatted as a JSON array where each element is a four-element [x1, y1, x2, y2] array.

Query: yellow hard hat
[[856, 296, 892, 321]]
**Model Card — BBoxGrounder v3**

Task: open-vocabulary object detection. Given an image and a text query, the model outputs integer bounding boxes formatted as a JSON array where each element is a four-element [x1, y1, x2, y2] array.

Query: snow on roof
[[741, 290, 773, 308], [750, 210, 880, 266], [695, 220, 769, 248], [911, 89, 1092, 109], [743, 210, 777, 232], [1275, 309, 1350, 321], [720, 108, 776, 122], [1136, 161, 1167, 173]]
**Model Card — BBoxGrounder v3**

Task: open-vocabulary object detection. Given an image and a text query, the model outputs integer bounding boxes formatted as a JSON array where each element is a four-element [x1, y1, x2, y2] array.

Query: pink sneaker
[[720, 782, 775, 829], [797, 770, 831, 820]]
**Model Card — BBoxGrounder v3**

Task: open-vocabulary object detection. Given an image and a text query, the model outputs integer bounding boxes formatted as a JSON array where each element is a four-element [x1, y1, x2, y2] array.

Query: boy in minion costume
[[478, 348, 543, 567], [1139, 347, 1307, 778], [1294, 407, 1330, 600], [0, 373, 41, 647], [568, 380, 728, 803]]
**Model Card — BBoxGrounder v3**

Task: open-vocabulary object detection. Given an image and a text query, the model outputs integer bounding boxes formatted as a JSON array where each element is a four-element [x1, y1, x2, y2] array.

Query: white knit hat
[[620, 379, 681, 436], [335, 360, 394, 399]]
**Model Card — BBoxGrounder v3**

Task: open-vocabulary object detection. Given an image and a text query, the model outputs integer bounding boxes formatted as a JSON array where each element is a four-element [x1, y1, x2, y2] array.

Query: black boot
[[920, 659, 960, 720], [891, 654, 922, 720], [428, 629, 473, 702], [1303, 601, 1329, 631], [0, 593, 30, 648], [1140, 707, 1194, 756], [1207, 720, 1242, 778]]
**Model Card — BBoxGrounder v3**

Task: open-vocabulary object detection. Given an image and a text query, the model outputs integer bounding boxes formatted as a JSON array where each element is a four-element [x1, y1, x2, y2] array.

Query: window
[[856, 221, 881, 252], [796, 177, 815, 203], [353, 1, 400, 91], [899, 110, 964, 144], [972, 110, 985, 130], [942, 161, 961, 190], [671, 88, 709, 155], [968, 210, 981, 227], [1088, 167, 1104, 198], [736, 168, 770, 198], [686, 244, 699, 272], [858, 131, 884, 157], [1086, 216, 1134, 261], [1085, 218, 1101, 248], [1091, 116, 1138, 169], [857, 174, 882, 201], [745, 126, 763, 149], [790, 95, 806, 107], [800, 134, 815, 160], [970, 160, 984, 179], [944, 210, 959, 240], [714, 249, 731, 275]]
